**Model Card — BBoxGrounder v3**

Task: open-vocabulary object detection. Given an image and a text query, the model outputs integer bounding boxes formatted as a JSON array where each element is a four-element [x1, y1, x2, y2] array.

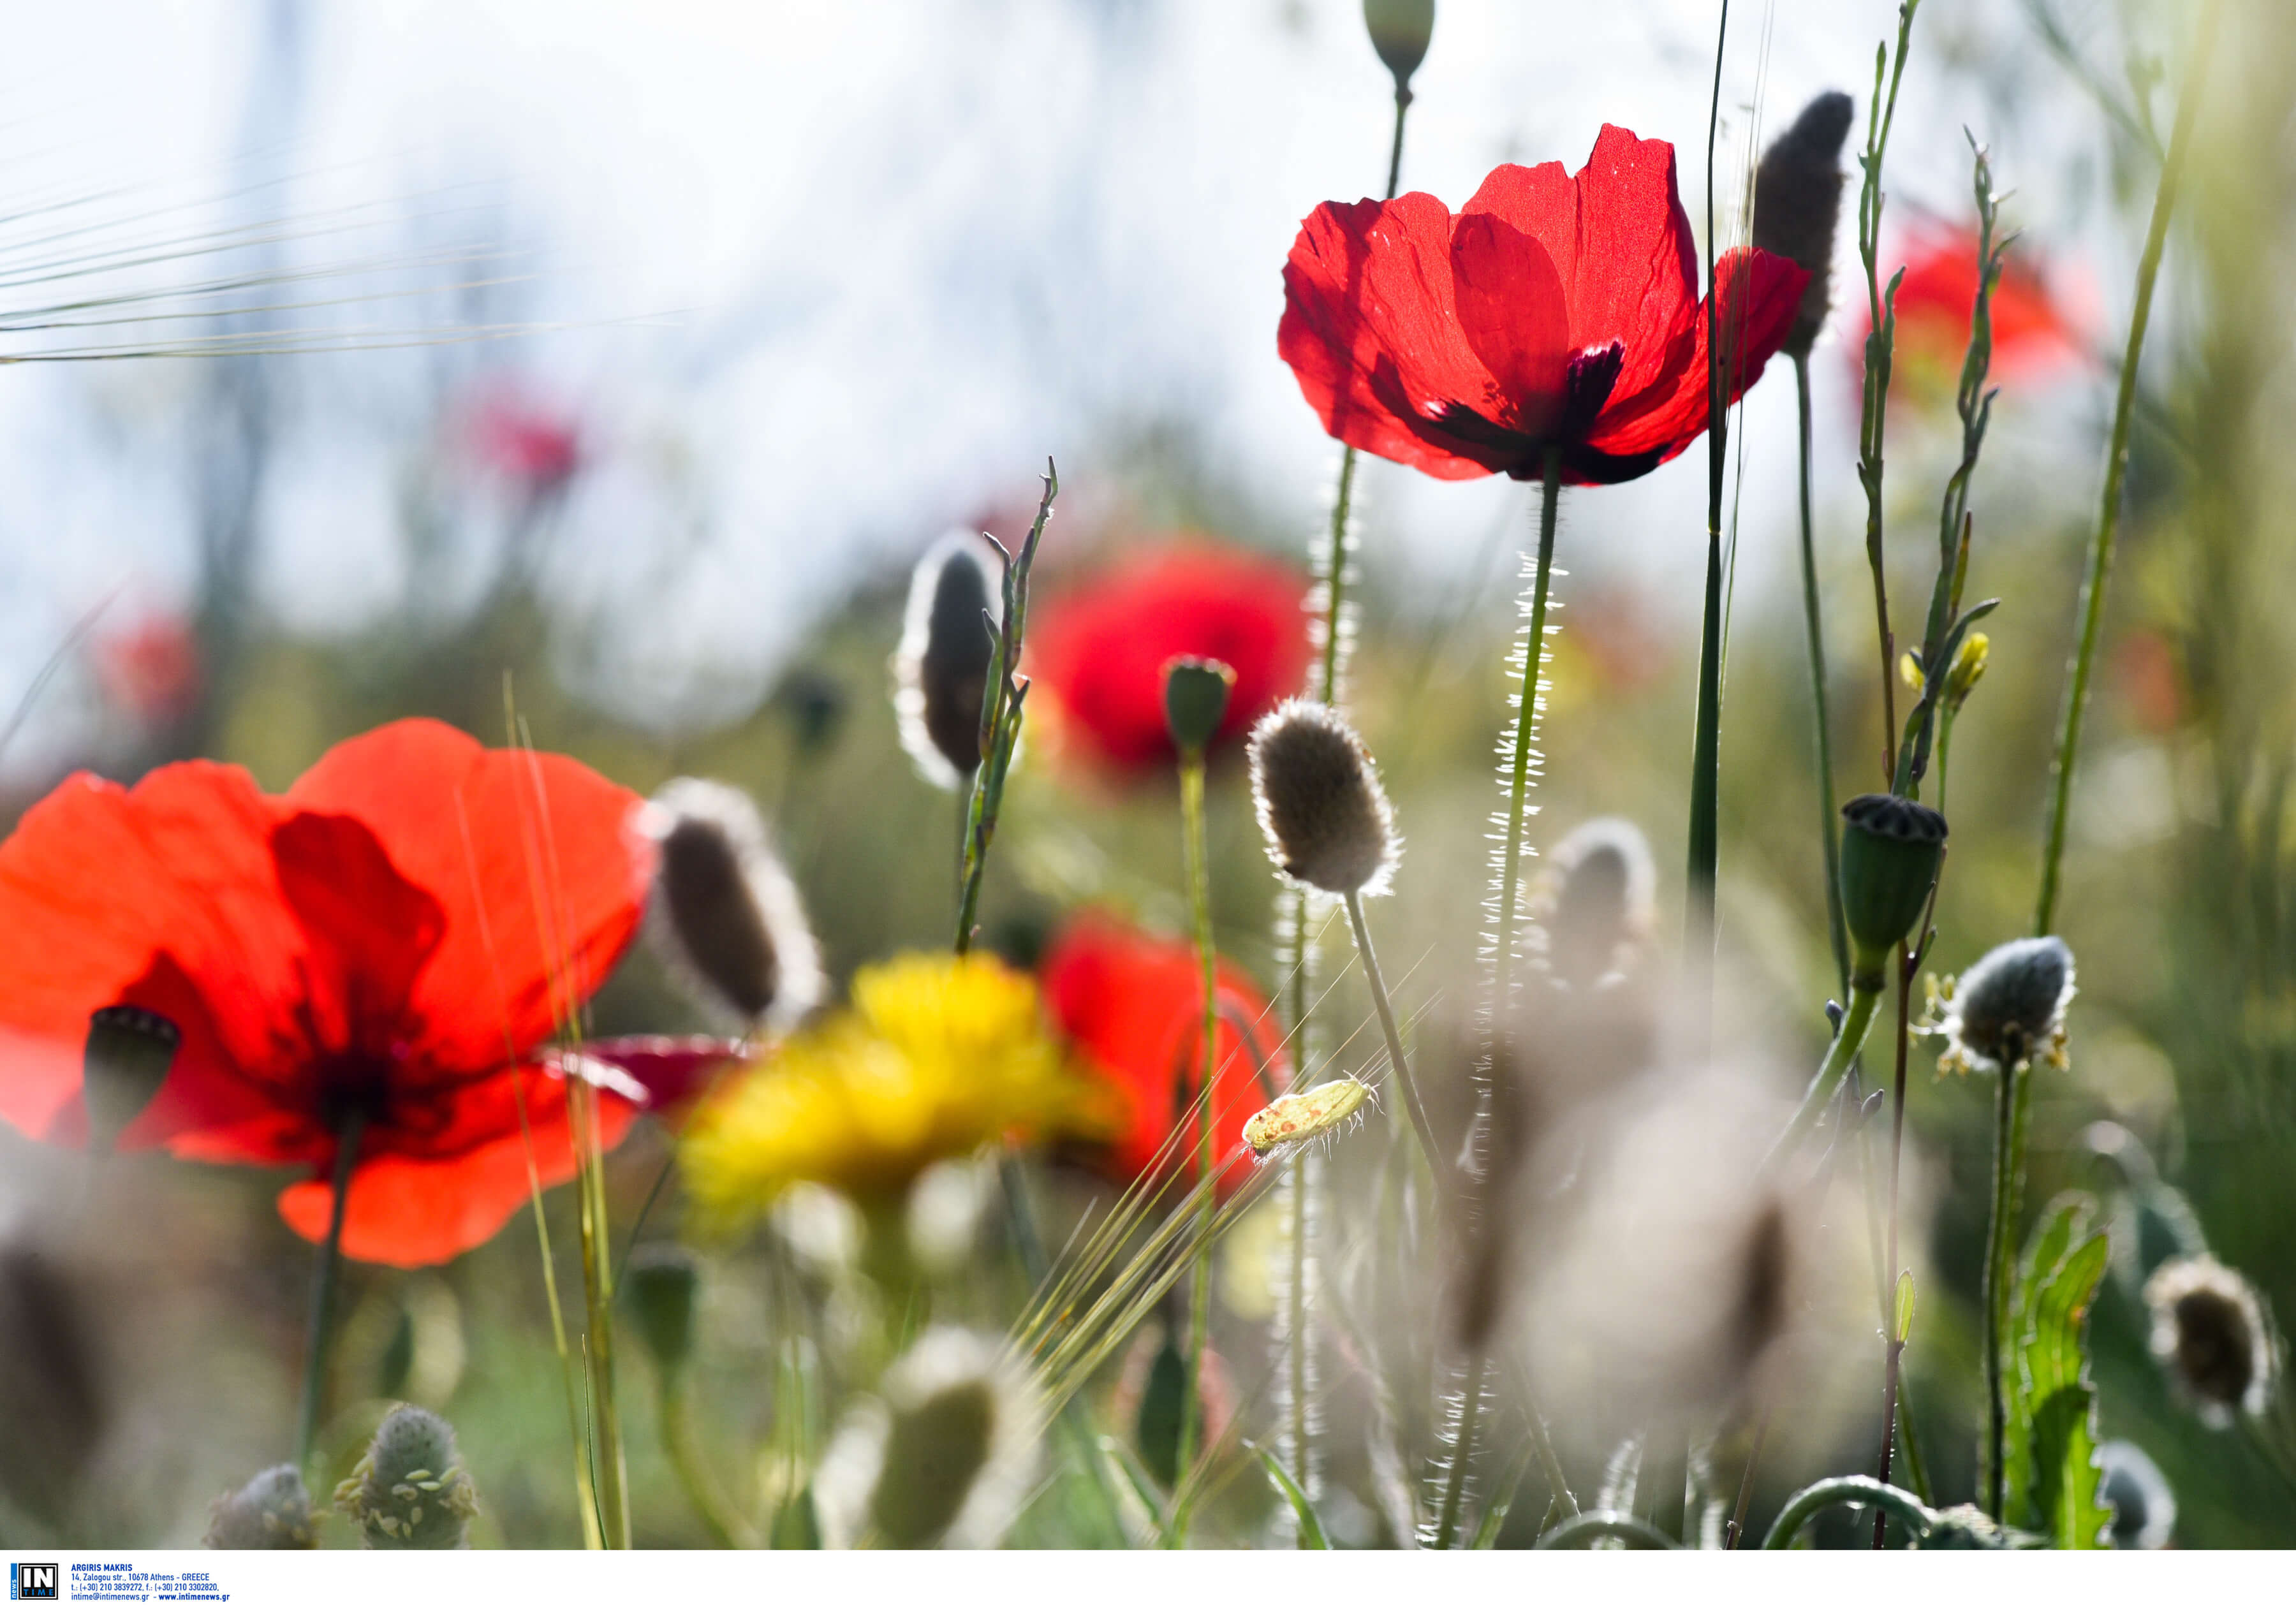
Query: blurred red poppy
[[467, 385, 584, 498], [1028, 545, 1310, 772], [0, 719, 733, 1267], [94, 615, 202, 727], [1860, 226, 2086, 395], [1279, 124, 1807, 486], [1040, 911, 1288, 1198]]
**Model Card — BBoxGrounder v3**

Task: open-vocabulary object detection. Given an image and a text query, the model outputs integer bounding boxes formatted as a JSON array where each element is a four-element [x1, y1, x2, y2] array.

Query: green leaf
[[1098, 1433, 1169, 1546], [1473, 1447, 1537, 1549], [1247, 1442, 1329, 1549], [2001, 1194, 2112, 1549], [770, 1482, 821, 1549], [1894, 1270, 1918, 1345]]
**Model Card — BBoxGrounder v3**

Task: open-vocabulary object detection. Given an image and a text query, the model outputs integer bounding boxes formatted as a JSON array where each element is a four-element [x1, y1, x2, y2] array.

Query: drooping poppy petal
[[544, 1035, 756, 1123], [1040, 912, 1288, 1198]]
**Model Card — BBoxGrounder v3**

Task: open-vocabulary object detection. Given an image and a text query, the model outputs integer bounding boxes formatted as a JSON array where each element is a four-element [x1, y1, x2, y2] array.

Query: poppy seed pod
[[1753, 90, 1856, 360], [2144, 1255, 2278, 1426], [82, 1004, 179, 1152], [1362, 0, 1434, 89], [1837, 793, 1946, 988], [624, 1242, 700, 1375], [1938, 935, 2075, 1074], [1247, 700, 1398, 896], [639, 778, 824, 1034], [1161, 657, 1235, 755], [894, 532, 1003, 791], [203, 1465, 316, 1550], [334, 1404, 479, 1550]]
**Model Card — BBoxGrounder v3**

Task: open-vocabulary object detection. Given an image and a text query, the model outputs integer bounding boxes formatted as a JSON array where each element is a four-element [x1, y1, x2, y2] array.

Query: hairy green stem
[[1762, 1476, 1935, 1549], [1767, 983, 1885, 1172], [1493, 452, 1564, 1016], [1432, 1351, 1489, 1550], [295, 1111, 366, 1477]]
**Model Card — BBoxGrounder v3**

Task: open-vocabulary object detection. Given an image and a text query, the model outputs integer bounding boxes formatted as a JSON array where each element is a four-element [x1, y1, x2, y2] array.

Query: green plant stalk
[[1980, 1059, 2026, 1518], [1536, 1512, 1679, 1550], [1762, 1476, 1935, 1549], [659, 1374, 760, 1548], [1170, 748, 1218, 1546], [1431, 1352, 1489, 1550], [1793, 354, 1850, 994], [294, 1111, 365, 1477], [568, 1078, 630, 1548], [1873, 947, 1913, 1546], [1493, 452, 1564, 1015], [1686, 0, 1731, 1000], [506, 1067, 604, 1549], [1343, 890, 1441, 1185], [1767, 982, 1885, 1171], [1277, 911, 1316, 1530]]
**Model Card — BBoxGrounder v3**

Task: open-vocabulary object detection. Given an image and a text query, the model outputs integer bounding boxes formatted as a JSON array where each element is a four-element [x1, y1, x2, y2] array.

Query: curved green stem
[[1170, 748, 1218, 1546], [1536, 1511, 1680, 1551], [295, 1112, 366, 1476], [1762, 1476, 1935, 1550], [1765, 983, 1885, 1173], [1342, 890, 1439, 1186], [660, 1375, 760, 1548]]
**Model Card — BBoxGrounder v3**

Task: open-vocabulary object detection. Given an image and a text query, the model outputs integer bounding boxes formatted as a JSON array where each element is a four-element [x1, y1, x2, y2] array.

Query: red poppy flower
[[466, 384, 583, 497], [1028, 545, 1310, 772], [1279, 124, 1808, 486], [94, 614, 203, 726], [0, 719, 732, 1268], [1862, 226, 2085, 395], [1040, 911, 1288, 1198]]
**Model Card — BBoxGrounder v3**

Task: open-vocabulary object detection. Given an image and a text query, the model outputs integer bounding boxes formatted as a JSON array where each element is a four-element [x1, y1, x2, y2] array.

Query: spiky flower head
[[638, 777, 824, 1034], [813, 1328, 1041, 1548], [2144, 1254, 2279, 1426], [679, 953, 1111, 1228], [1932, 935, 2075, 1075], [1753, 90, 1855, 359], [1534, 816, 1656, 987], [2099, 1440, 2177, 1550], [202, 1465, 316, 1550], [1837, 793, 1946, 987], [894, 531, 1003, 791], [1362, 0, 1434, 89], [82, 1004, 179, 1152], [333, 1404, 478, 1550], [1247, 699, 1399, 897], [624, 1242, 700, 1375]]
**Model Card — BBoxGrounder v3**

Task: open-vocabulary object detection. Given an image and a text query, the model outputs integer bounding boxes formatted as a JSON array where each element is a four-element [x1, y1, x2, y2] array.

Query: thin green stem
[[1382, 88, 1413, 204], [1762, 1476, 1935, 1550], [1794, 355, 1849, 995], [1493, 453, 1563, 1018], [660, 1375, 759, 1548], [1981, 1058, 2027, 1517], [1687, 0, 1730, 1000], [295, 1111, 365, 1477], [1767, 982, 1885, 1173], [1171, 749, 1218, 1546], [1432, 1351, 1488, 1550], [1873, 944, 1913, 1546], [569, 1080, 630, 1548], [1342, 890, 1440, 1185]]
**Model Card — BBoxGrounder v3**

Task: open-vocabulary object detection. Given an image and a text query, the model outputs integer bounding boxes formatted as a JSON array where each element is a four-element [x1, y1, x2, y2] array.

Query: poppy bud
[[1936, 935, 2075, 1074], [1362, 0, 1434, 90], [2099, 1440, 2177, 1550], [334, 1403, 480, 1550], [1753, 90, 1855, 360], [1246, 699, 1398, 897], [203, 1465, 317, 1550], [624, 1242, 700, 1375], [82, 1004, 179, 1152], [639, 778, 824, 1034], [894, 532, 1004, 791], [2144, 1255, 2279, 1427], [1161, 657, 1234, 756], [1836, 793, 1946, 988], [1538, 817, 1656, 987]]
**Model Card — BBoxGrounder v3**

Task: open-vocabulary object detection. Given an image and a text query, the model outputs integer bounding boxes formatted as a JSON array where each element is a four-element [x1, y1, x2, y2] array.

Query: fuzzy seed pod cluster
[[1753, 90, 1856, 360], [1935, 935, 2075, 1074], [202, 1465, 316, 1550], [1535, 816, 1656, 988], [1247, 699, 1399, 897], [2144, 1254, 2279, 1427], [333, 1404, 479, 1550], [894, 531, 1003, 791], [639, 777, 824, 1034]]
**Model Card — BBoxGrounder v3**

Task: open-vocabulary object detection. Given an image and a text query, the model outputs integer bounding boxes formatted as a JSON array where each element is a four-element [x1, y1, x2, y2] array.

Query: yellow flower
[[680, 952, 1108, 1231]]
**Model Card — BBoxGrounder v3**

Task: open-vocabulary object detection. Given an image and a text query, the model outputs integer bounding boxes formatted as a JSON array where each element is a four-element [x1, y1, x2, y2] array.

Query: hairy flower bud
[[1161, 657, 1235, 756], [1936, 935, 2075, 1074], [334, 1405, 479, 1550], [82, 1004, 179, 1152], [1247, 700, 1398, 896], [203, 1465, 317, 1550], [639, 778, 824, 1033], [1362, 0, 1434, 89], [2099, 1440, 2177, 1550], [2144, 1255, 2278, 1426], [894, 532, 1003, 790], [1753, 90, 1855, 359], [624, 1242, 700, 1375], [1837, 793, 1946, 987], [1537, 816, 1656, 987]]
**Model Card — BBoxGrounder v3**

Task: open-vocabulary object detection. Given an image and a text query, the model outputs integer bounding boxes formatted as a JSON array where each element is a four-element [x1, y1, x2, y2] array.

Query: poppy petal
[[276, 1062, 642, 1268], [284, 719, 653, 1073], [1448, 212, 1571, 435], [543, 1035, 754, 1122], [270, 812, 447, 1064]]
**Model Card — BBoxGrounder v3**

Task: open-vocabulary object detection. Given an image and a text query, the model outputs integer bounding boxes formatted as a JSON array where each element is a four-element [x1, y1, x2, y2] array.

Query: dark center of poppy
[[1556, 341, 1627, 440], [316, 1053, 395, 1132]]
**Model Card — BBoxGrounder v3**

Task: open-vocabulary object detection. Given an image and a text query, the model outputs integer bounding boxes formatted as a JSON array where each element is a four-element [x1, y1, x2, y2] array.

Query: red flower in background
[[0, 719, 730, 1267], [1860, 226, 2086, 393], [1040, 912, 1288, 1198], [467, 384, 584, 499], [95, 614, 203, 727], [1279, 124, 1807, 487], [1029, 545, 1310, 772]]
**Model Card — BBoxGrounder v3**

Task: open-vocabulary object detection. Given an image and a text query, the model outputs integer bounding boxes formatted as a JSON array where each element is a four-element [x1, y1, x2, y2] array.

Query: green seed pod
[[82, 1005, 180, 1152], [334, 1404, 479, 1550], [1161, 657, 1235, 756], [1362, 0, 1434, 89], [624, 1242, 701, 1375], [1837, 793, 1946, 988], [203, 1465, 317, 1550]]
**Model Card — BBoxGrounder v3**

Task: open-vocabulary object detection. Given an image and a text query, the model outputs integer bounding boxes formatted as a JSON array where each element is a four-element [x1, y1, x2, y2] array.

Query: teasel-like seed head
[[894, 531, 1003, 791], [203, 1465, 317, 1550], [1753, 90, 1855, 360], [2144, 1254, 2279, 1426], [1247, 699, 1399, 897], [2099, 1440, 2177, 1550], [1837, 793, 1946, 988], [1362, 0, 1434, 91], [333, 1404, 479, 1550], [624, 1242, 701, 1376], [1161, 656, 1235, 756], [1536, 816, 1656, 987], [813, 1328, 1041, 1548], [1935, 935, 2075, 1074], [638, 778, 824, 1034], [82, 1004, 180, 1152]]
